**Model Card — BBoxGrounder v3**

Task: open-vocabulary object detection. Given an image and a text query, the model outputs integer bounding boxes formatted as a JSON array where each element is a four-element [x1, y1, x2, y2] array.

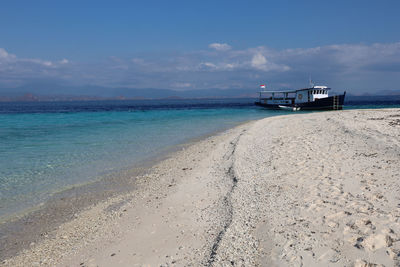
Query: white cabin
[[258, 86, 330, 105]]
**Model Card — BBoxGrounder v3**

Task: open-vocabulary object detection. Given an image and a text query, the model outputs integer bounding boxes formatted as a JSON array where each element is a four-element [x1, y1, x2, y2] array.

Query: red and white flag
[[260, 84, 266, 89]]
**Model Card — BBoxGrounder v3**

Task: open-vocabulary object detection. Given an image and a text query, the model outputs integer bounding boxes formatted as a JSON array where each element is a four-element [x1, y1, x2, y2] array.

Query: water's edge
[[0, 118, 256, 261]]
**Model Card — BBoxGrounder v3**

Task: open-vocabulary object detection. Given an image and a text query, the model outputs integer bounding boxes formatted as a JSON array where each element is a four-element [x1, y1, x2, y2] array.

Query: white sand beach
[[3, 109, 400, 266]]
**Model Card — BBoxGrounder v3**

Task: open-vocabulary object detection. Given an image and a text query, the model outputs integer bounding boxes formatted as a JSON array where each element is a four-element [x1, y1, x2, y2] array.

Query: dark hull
[[255, 93, 346, 110]]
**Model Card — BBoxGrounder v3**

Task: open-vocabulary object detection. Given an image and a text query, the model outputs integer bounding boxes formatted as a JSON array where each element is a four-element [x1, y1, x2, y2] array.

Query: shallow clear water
[[0, 98, 399, 220], [0, 99, 285, 219]]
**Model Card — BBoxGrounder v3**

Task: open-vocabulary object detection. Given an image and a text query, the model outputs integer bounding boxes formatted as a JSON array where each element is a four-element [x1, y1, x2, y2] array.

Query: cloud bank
[[1, 42, 400, 94]]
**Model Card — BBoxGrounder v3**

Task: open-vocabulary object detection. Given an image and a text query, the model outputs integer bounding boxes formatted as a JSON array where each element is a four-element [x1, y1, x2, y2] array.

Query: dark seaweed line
[[206, 131, 244, 266]]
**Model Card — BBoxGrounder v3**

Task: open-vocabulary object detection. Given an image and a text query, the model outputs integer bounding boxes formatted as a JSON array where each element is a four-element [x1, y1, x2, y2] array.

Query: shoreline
[[0, 164, 145, 261], [3, 108, 400, 266], [0, 118, 257, 262]]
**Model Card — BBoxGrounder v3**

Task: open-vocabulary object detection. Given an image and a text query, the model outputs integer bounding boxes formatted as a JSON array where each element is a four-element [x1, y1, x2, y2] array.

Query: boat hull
[[255, 93, 346, 110]]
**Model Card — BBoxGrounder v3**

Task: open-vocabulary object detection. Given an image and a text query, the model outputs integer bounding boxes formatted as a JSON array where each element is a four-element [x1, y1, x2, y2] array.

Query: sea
[[0, 98, 399, 221]]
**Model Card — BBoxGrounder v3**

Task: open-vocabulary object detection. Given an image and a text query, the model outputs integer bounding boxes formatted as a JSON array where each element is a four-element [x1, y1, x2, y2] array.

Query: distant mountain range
[[0, 84, 399, 102], [0, 84, 258, 101]]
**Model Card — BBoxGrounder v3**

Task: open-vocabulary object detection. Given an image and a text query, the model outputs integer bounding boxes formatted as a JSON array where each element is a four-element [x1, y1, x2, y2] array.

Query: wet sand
[[2, 109, 400, 266], [0, 166, 145, 261]]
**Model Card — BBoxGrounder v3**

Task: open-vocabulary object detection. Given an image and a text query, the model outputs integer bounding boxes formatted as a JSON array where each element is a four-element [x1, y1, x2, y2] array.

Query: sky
[[1, 0, 400, 95]]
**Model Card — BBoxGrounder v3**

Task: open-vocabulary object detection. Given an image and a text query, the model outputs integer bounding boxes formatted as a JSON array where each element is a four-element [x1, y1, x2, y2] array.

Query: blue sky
[[1, 0, 400, 94]]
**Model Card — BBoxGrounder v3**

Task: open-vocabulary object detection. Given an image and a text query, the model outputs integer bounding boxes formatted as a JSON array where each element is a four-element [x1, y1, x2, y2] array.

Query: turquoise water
[[0, 100, 286, 220]]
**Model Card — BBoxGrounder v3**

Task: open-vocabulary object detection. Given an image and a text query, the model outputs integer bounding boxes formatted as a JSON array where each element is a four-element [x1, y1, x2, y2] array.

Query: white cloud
[[199, 62, 238, 71], [131, 58, 145, 64], [0, 48, 9, 58], [223, 63, 236, 70], [251, 53, 267, 70], [42, 61, 53, 67], [209, 43, 232, 51], [200, 62, 217, 69], [22, 58, 53, 67], [0, 48, 67, 68], [249, 52, 290, 72], [0, 48, 16, 60]]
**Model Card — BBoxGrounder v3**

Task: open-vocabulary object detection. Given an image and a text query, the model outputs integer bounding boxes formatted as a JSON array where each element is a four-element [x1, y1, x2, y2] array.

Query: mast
[[309, 76, 315, 88]]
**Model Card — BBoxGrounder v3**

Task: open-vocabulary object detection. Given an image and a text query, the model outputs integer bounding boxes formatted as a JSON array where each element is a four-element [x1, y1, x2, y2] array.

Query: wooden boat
[[255, 84, 346, 110]]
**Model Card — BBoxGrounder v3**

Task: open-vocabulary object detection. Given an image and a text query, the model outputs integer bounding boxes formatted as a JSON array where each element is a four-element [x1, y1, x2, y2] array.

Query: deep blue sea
[[0, 98, 399, 220]]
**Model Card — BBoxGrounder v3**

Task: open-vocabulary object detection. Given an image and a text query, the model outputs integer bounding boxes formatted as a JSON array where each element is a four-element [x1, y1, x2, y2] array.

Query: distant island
[[0, 85, 258, 102]]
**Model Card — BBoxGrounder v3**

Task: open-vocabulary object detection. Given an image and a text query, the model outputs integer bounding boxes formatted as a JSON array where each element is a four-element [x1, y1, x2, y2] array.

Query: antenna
[[309, 76, 315, 88]]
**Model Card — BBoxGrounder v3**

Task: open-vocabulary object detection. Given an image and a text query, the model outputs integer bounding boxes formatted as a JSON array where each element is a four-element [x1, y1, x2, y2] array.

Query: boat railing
[[259, 91, 297, 99], [259, 96, 296, 100]]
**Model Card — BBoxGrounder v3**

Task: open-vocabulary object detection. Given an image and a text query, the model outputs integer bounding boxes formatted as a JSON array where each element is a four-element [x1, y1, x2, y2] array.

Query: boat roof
[[259, 90, 297, 93], [259, 86, 331, 93]]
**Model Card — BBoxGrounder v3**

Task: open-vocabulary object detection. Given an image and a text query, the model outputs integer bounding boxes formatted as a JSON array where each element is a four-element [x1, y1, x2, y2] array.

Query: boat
[[255, 83, 346, 110]]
